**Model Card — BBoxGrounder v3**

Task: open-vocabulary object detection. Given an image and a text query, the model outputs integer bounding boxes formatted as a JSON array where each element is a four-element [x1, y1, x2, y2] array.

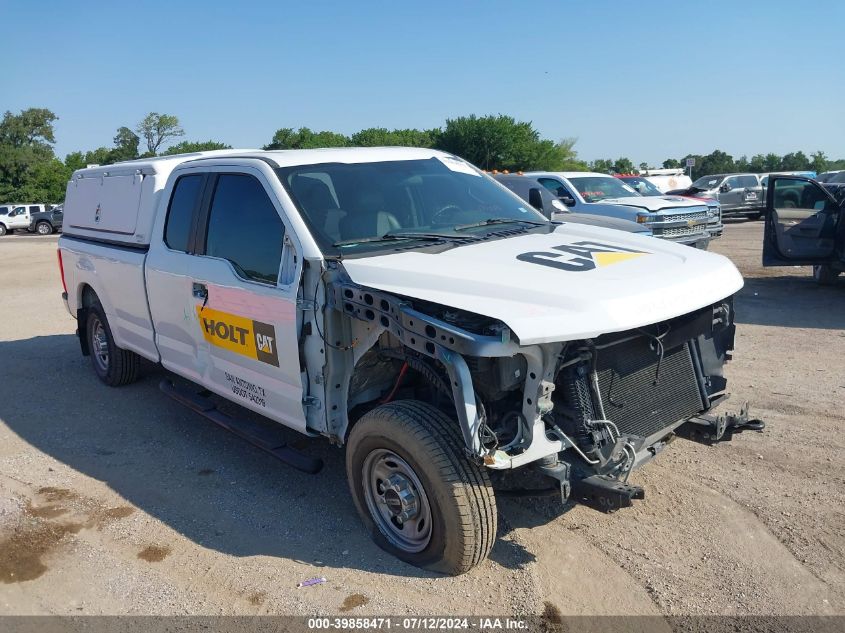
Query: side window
[[539, 178, 568, 198], [738, 175, 758, 188], [29, 206, 39, 213], [724, 177, 740, 189], [164, 175, 204, 252], [204, 174, 284, 285]]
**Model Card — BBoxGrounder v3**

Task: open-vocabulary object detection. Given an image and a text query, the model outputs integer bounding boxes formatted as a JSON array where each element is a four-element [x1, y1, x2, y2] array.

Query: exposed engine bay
[[317, 265, 761, 511]]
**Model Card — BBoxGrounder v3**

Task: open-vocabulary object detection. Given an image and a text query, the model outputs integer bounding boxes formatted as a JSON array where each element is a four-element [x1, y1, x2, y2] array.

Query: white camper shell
[[63, 151, 249, 245]]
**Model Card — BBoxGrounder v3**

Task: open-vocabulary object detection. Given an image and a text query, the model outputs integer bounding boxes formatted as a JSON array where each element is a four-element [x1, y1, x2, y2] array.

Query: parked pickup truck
[[668, 173, 764, 219], [29, 205, 63, 234], [59, 148, 761, 574], [525, 171, 722, 248], [763, 174, 845, 285], [492, 173, 651, 235], [0, 203, 51, 236]]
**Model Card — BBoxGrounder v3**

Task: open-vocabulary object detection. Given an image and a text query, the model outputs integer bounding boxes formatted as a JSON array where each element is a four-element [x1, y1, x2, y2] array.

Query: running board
[[159, 380, 323, 474]]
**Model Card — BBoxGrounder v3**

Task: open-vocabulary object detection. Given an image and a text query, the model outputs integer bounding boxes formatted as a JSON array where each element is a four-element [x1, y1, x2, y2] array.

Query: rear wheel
[[86, 303, 140, 386], [0, 224, 6, 236], [813, 264, 840, 286], [36, 222, 53, 235], [346, 400, 497, 575]]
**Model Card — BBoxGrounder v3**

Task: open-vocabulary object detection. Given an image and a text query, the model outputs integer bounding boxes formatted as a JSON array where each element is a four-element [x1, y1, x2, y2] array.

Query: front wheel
[[0, 224, 6, 236], [346, 400, 497, 575], [36, 222, 53, 235], [86, 303, 140, 386], [813, 264, 840, 286]]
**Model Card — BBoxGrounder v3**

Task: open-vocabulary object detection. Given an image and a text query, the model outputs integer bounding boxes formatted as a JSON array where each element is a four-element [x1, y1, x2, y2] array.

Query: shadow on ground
[[734, 274, 845, 330], [0, 334, 537, 578]]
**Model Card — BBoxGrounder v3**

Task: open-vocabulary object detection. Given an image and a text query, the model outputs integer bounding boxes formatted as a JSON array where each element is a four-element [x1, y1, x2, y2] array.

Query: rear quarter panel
[[59, 237, 159, 362]]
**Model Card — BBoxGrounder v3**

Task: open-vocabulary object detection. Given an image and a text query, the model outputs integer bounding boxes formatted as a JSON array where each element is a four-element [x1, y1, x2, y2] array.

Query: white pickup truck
[[58, 148, 762, 574]]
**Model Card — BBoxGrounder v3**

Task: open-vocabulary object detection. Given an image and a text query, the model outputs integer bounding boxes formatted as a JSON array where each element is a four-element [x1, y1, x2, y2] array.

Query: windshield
[[275, 157, 547, 256], [691, 176, 722, 190], [620, 177, 663, 196], [567, 176, 639, 202]]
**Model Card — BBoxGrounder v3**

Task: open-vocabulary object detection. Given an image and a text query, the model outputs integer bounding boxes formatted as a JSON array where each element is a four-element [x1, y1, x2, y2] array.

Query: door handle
[[192, 282, 208, 299], [193, 283, 209, 310]]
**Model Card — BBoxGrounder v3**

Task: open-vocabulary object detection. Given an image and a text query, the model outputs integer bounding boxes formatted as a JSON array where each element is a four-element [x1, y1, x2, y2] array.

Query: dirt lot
[[0, 223, 843, 618]]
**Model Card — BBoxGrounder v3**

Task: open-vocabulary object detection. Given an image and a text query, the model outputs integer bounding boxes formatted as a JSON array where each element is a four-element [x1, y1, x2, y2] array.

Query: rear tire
[[346, 400, 497, 575], [85, 303, 140, 386], [36, 222, 53, 235], [813, 264, 840, 286], [0, 224, 6, 236]]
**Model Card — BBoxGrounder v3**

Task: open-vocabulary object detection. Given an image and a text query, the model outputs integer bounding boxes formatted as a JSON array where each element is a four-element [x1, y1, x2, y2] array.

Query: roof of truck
[[72, 147, 457, 178]]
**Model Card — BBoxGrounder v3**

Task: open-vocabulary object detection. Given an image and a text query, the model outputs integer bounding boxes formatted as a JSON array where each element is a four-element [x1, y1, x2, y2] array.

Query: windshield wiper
[[453, 217, 548, 231], [333, 232, 473, 247]]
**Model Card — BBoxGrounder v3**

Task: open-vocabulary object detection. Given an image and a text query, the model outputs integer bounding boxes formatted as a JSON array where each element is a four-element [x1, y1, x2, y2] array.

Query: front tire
[[36, 222, 53, 235], [346, 400, 497, 575], [0, 224, 6, 236], [813, 264, 840, 286], [86, 303, 140, 386]]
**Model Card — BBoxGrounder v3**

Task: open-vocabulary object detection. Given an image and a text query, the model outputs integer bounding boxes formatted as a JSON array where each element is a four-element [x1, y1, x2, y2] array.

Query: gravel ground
[[0, 223, 842, 617]]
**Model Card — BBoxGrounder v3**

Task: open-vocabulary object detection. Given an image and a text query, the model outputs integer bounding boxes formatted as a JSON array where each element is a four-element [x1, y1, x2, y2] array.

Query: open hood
[[596, 195, 707, 212], [340, 224, 743, 345]]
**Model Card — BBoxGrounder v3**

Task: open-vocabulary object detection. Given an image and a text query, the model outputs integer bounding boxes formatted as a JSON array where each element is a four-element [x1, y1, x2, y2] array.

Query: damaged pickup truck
[[57, 148, 762, 575]]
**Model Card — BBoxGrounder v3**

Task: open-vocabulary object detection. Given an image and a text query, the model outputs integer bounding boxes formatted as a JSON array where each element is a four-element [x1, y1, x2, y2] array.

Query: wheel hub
[[381, 473, 420, 523]]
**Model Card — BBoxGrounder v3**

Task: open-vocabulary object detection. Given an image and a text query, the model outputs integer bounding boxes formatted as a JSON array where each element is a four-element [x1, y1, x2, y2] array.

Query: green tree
[[810, 151, 828, 174], [0, 108, 68, 202], [434, 114, 570, 171], [110, 126, 140, 162], [163, 140, 233, 155], [662, 158, 681, 169], [350, 127, 438, 148], [264, 127, 349, 150], [612, 157, 635, 174], [589, 158, 614, 173], [780, 151, 810, 171], [135, 112, 185, 154], [763, 153, 781, 171]]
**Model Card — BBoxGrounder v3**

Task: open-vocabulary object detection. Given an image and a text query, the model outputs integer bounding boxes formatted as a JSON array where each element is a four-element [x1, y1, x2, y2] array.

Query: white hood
[[340, 224, 743, 345], [596, 195, 706, 212]]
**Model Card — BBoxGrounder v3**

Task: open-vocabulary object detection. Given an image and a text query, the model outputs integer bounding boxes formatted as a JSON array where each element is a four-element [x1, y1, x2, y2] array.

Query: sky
[[2, 0, 844, 165]]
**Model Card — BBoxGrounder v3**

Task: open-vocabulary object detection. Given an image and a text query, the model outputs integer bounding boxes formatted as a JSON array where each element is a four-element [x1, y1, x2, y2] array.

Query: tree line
[[2, 107, 843, 203]]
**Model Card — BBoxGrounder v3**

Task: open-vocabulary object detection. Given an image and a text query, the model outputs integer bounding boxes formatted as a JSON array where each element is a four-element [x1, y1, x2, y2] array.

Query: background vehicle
[[493, 173, 651, 235], [59, 149, 753, 575], [817, 170, 845, 184], [668, 173, 764, 219], [638, 168, 692, 193], [763, 175, 844, 285], [615, 175, 665, 197], [29, 206, 63, 234], [0, 204, 49, 235], [525, 171, 720, 247]]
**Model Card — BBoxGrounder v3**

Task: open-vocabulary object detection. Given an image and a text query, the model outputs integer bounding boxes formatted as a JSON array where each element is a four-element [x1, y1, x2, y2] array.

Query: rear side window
[[738, 175, 759, 188], [29, 206, 39, 213], [204, 174, 284, 285], [164, 175, 204, 252]]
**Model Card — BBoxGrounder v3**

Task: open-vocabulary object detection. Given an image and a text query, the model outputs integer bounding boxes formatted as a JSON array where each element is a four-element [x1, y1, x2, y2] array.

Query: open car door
[[763, 176, 841, 266]]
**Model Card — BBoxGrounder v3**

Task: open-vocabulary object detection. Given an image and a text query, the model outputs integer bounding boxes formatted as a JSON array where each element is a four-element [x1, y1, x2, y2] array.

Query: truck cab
[[763, 175, 845, 285]]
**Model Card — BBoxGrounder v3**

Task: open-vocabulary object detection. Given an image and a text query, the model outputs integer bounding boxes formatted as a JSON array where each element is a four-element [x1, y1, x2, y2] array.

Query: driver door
[[763, 176, 841, 266]]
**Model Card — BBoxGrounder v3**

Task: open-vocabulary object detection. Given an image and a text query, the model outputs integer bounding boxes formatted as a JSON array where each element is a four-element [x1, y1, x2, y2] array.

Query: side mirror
[[527, 188, 545, 212], [560, 196, 576, 207], [719, 183, 731, 193]]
